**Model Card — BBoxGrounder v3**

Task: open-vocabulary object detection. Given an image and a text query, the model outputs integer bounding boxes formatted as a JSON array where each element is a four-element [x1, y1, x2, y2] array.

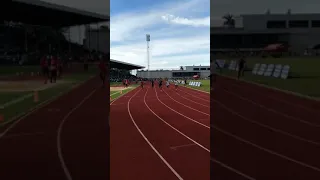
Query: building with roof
[[211, 11, 320, 54], [110, 59, 144, 70], [137, 65, 210, 79], [1, 0, 109, 64], [2, 0, 109, 27], [84, 26, 109, 54]]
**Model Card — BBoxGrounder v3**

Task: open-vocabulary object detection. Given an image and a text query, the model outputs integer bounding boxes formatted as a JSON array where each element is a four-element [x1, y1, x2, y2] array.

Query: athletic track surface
[[212, 75, 320, 180], [110, 82, 210, 180], [0, 76, 109, 180]]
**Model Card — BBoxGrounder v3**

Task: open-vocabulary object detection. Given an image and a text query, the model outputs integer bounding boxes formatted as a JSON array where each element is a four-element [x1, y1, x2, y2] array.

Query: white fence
[[188, 81, 202, 87], [251, 63, 290, 79]]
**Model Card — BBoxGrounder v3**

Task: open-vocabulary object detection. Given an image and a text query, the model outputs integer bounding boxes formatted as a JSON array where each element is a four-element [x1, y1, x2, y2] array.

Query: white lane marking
[[1, 93, 33, 108], [212, 125, 320, 173], [145, 89, 210, 152], [178, 89, 210, 103], [170, 143, 196, 150], [110, 91, 120, 96], [162, 89, 210, 116], [174, 91, 209, 108], [57, 88, 97, 180], [211, 158, 256, 180], [227, 83, 320, 114], [0, 77, 92, 133], [154, 88, 210, 129], [220, 87, 320, 128], [212, 99, 320, 146], [128, 89, 184, 180]]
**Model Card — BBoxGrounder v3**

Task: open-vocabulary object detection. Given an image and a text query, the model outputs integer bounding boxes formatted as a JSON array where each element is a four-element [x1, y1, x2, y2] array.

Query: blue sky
[[110, 0, 210, 70]]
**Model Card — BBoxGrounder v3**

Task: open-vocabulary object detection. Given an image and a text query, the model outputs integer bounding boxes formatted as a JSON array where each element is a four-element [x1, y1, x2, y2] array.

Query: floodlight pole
[[146, 34, 150, 78]]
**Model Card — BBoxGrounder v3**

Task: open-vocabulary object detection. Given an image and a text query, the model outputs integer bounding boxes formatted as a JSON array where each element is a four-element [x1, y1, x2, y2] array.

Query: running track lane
[[0, 76, 109, 180], [110, 87, 179, 180], [211, 75, 320, 179], [110, 83, 210, 180]]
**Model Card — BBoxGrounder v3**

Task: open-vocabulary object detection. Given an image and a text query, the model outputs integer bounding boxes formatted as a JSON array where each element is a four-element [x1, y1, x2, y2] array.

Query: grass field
[[0, 70, 97, 125], [110, 85, 138, 101], [218, 57, 320, 98], [0, 66, 40, 76], [185, 80, 210, 93]]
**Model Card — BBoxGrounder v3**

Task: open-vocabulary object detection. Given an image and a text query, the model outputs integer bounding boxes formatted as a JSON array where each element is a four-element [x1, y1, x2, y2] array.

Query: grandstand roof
[[2, 0, 109, 28], [110, 59, 145, 70]]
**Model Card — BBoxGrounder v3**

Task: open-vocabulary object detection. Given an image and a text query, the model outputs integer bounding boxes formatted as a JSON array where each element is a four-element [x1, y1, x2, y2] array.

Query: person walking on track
[[50, 55, 58, 83], [40, 55, 49, 84], [98, 58, 107, 87], [125, 79, 129, 88], [159, 79, 163, 91], [174, 81, 178, 90], [237, 56, 246, 79]]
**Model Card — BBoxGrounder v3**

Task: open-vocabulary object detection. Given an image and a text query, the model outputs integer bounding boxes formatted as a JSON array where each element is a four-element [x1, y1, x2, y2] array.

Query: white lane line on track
[[0, 76, 94, 134], [212, 99, 320, 146], [170, 143, 197, 150], [211, 125, 320, 173], [57, 88, 97, 180], [178, 89, 210, 103], [219, 87, 320, 128], [174, 91, 209, 108], [162, 89, 210, 116], [180, 86, 210, 95], [227, 83, 320, 114], [210, 158, 256, 180], [128, 89, 184, 180], [155, 88, 210, 129], [146, 88, 210, 152]]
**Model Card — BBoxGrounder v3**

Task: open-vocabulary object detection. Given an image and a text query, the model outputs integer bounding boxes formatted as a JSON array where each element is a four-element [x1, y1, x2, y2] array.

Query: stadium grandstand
[[211, 10, 320, 57], [0, 0, 109, 68], [110, 59, 144, 82]]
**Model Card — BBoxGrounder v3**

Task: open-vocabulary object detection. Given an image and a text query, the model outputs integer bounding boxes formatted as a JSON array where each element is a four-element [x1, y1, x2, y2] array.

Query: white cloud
[[161, 14, 210, 27], [111, 0, 210, 70]]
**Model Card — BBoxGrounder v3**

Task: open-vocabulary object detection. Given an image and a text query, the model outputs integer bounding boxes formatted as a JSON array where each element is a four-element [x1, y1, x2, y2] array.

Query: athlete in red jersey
[[99, 59, 106, 87], [50, 56, 58, 83], [125, 79, 129, 88], [40, 55, 49, 84]]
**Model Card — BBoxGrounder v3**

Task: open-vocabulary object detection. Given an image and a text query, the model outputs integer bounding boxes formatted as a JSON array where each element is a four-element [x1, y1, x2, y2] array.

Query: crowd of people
[[40, 54, 64, 84]]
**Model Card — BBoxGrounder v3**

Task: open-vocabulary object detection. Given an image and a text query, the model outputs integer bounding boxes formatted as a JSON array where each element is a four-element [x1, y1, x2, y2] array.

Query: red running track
[[211, 75, 320, 180], [0, 76, 109, 180], [110, 83, 210, 180]]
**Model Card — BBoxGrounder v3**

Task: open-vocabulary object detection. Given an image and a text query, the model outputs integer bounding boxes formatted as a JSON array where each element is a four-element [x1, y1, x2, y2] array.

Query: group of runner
[[139, 78, 178, 90], [40, 55, 63, 84]]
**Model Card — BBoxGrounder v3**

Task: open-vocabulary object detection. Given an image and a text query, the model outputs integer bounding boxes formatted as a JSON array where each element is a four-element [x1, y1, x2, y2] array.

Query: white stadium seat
[[252, 63, 260, 75], [281, 65, 290, 79], [272, 64, 283, 78], [263, 64, 275, 77], [257, 64, 267, 75]]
